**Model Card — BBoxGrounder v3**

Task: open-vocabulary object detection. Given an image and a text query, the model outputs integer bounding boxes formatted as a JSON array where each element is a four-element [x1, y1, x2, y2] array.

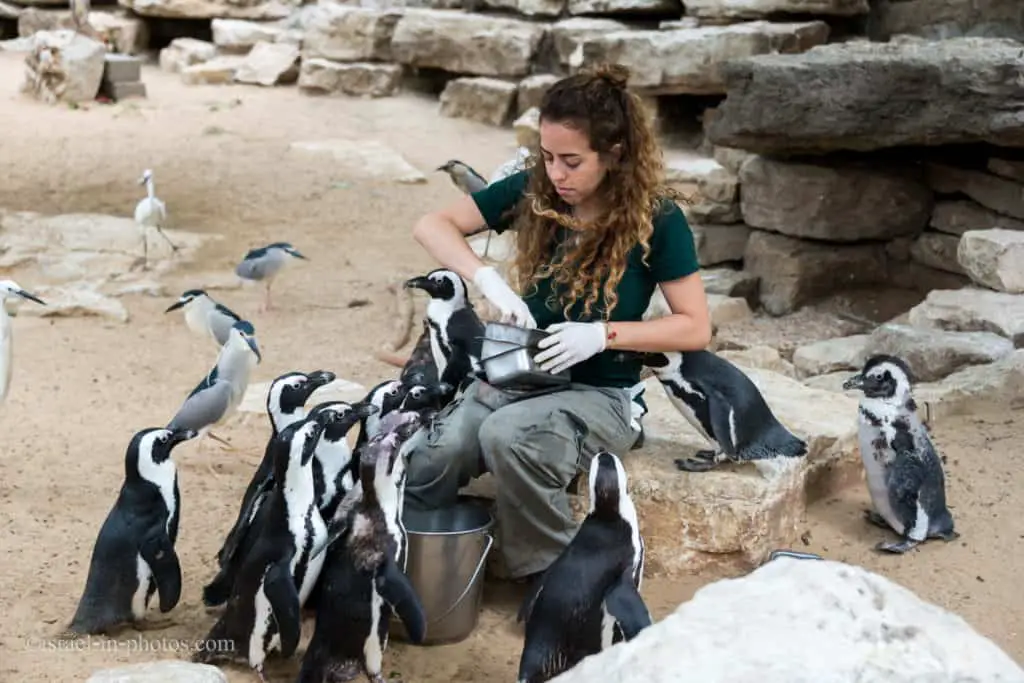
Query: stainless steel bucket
[[390, 495, 495, 645]]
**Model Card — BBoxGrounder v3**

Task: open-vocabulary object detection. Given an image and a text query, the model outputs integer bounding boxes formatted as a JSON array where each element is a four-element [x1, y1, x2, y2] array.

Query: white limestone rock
[[22, 30, 106, 104], [957, 228, 1024, 294], [87, 661, 227, 682], [158, 37, 216, 73]]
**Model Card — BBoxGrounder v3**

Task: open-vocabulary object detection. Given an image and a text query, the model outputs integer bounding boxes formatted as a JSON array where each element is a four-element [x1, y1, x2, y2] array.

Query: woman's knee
[[479, 408, 584, 478]]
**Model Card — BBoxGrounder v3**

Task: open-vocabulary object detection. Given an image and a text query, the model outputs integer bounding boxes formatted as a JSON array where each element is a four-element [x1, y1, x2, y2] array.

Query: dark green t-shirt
[[471, 169, 700, 390]]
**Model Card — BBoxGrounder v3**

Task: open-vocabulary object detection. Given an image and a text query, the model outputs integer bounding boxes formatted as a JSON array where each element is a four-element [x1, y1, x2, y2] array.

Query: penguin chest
[[364, 580, 387, 674], [250, 575, 279, 664], [857, 424, 903, 534], [288, 507, 327, 606], [427, 326, 447, 377], [130, 553, 155, 620]]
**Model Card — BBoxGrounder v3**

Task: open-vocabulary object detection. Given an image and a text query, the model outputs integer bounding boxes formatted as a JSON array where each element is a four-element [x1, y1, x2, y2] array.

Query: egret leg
[[155, 226, 179, 253]]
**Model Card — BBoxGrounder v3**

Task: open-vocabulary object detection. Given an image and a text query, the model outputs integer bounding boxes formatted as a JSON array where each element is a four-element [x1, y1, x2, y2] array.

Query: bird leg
[[252, 663, 269, 683], [261, 281, 272, 313], [674, 449, 725, 473], [207, 431, 236, 450], [154, 226, 180, 253], [482, 230, 493, 259], [875, 537, 920, 554]]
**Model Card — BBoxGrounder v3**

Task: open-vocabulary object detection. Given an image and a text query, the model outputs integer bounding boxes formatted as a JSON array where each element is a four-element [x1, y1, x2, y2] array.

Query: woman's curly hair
[[506, 63, 687, 321]]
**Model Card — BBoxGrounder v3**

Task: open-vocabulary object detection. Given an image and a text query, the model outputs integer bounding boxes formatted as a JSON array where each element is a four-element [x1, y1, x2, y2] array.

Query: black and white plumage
[[67, 427, 197, 635], [642, 351, 807, 473], [164, 289, 243, 348], [0, 280, 46, 406], [204, 370, 337, 607], [516, 450, 651, 683], [133, 169, 178, 271], [843, 354, 959, 554], [351, 378, 409, 471], [404, 269, 484, 392], [400, 320, 439, 387], [234, 241, 307, 312], [398, 376, 456, 420], [166, 320, 261, 465], [297, 410, 427, 683], [192, 410, 338, 681]]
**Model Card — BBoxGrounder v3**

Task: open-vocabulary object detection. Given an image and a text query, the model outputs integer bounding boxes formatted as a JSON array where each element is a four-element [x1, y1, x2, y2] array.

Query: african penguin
[[398, 377, 455, 419], [404, 268, 484, 386], [400, 319, 440, 387], [643, 351, 807, 472], [516, 450, 651, 683], [67, 427, 197, 635], [297, 410, 427, 683], [213, 369, 335, 571], [193, 410, 338, 680], [350, 379, 409, 482], [843, 354, 959, 554]]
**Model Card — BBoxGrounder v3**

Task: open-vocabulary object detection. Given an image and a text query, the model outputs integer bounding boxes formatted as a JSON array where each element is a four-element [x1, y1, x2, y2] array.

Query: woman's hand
[[473, 266, 537, 328], [534, 321, 606, 374]]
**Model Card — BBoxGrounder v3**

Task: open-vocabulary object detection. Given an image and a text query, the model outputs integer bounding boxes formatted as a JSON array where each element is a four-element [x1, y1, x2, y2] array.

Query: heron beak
[[842, 374, 864, 391], [16, 289, 45, 306], [164, 299, 186, 313], [289, 250, 308, 260], [245, 336, 262, 363], [435, 163, 449, 172], [308, 370, 336, 388]]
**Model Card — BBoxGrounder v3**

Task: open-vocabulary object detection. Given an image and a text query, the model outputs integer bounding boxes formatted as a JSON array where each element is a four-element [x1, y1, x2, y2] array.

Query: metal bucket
[[390, 495, 495, 645]]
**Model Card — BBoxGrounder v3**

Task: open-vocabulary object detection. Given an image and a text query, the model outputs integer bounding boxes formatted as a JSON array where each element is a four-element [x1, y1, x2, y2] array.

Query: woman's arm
[[411, 194, 490, 284], [605, 273, 713, 353]]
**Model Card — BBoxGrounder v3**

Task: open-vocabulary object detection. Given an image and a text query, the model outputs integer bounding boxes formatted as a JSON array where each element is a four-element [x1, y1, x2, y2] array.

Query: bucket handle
[[427, 532, 494, 626]]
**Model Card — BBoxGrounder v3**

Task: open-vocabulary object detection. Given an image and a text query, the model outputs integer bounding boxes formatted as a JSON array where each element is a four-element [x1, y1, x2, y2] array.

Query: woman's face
[[539, 119, 610, 207]]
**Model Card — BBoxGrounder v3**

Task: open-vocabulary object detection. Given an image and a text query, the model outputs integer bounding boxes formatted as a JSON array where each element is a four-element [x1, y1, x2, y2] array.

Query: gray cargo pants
[[403, 378, 639, 579]]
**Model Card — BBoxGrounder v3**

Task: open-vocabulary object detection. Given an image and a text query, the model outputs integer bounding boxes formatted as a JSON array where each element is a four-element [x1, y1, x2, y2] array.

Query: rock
[[577, 21, 828, 96], [914, 349, 1024, 421], [909, 231, 963, 274], [683, 0, 867, 19], [158, 37, 216, 73], [300, 4, 401, 63], [117, 0, 299, 19], [233, 41, 299, 86], [700, 267, 759, 306], [238, 377, 366, 421], [439, 77, 517, 127], [744, 230, 888, 315], [568, 0, 680, 16], [666, 153, 738, 206], [297, 59, 401, 97], [869, 0, 1024, 42], [516, 73, 558, 115], [390, 8, 547, 78], [180, 55, 244, 85], [549, 558, 1024, 683], [707, 294, 752, 327], [792, 334, 868, 379], [86, 661, 227, 682], [21, 285, 129, 323], [108, 279, 167, 297], [930, 199, 1024, 236], [547, 17, 631, 72], [718, 345, 794, 376], [211, 18, 286, 52], [712, 146, 753, 174], [1, 37, 35, 52], [957, 228, 1024, 294], [659, 16, 699, 28], [513, 107, 539, 149], [927, 163, 1024, 221], [631, 366, 858, 575], [0, 0, 21, 18], [706, 36, 1024, 154], [288, 139, 426, 184], [863, 322, 1015, 381], [908, 286, 1024, 347], [692, 223, 750, 266], [801, 371, 850, 393], [19, 9, 148, 55], [739, 156, 932, 242], [989, 157, 1024, 184], [22, 30, 106, 105], [890, 261, 970, 293]]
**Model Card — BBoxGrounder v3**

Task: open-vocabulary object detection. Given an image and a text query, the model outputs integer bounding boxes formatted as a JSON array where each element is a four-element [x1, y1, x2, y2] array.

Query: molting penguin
[[404, 269, 484, 388], [297, 410, 427, 683], [516, 450, 651, 683], [400, 320, 439, 387], [193, 410, 337, 680], [351, 379, 408, 470], [213, 370, 335, 571], [68, 427, 198, 635], [843, 354, 959, 554], [642, 351, 807, 472]]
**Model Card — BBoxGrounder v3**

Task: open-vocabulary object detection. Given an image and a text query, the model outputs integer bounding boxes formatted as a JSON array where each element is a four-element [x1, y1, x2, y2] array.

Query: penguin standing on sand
[[843, 354, 959, 554], [516, 450, 651, 683], [642, 351, 807, 472], [297, 411, 427, 683], [68, 427, 198, 635], [193, 410, 338, 680], [404, 269, 484, 388], [308, 400, 380, 521]]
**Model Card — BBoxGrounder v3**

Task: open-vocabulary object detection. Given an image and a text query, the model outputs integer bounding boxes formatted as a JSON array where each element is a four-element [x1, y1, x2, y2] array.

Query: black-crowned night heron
[[134, 169, 178, 271], [0, 280, 46, 406], [164, 289, 243, 348], [234, 242, 307, 313]]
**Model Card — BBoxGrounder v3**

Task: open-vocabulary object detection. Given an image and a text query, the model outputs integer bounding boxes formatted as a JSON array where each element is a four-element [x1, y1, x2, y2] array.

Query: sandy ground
[[0, 52, 1021, 681]]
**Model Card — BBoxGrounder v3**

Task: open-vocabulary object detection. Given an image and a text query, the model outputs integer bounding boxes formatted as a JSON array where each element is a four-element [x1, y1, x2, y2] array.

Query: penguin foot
[[673, 450, 721, 473], [252, 663, 270, 683], [934, 528, 961, 542], [863, 510, 891, 530], [324, 661, 360, 682], [133, 617, 174, 632], [875, 538, 920, 554]]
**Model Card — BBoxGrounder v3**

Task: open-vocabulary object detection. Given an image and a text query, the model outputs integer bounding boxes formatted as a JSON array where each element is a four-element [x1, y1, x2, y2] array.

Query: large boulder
[[684, 0, 867, 19], [300, 4, 401, 63], [550, 559, 1024, 683], [957, 228, 1024, 293], [22, 30, 106, 104], [706, 36, 1024, 154], [907, 287, 1024, 347], [868, 0, 1024, 42], [118, 0, 299, 19]]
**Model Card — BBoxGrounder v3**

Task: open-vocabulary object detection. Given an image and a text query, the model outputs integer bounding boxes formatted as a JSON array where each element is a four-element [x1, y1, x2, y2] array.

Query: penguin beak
[[15, 289, 45, 306], [245, 335, 262, 363], [307, 370, 336, 389], [404, 276, 432, 293], [354, 401, 380, 419], [164, 298, 186, 313], [170, 429, 198, 445], [842, 373, 865, 391]]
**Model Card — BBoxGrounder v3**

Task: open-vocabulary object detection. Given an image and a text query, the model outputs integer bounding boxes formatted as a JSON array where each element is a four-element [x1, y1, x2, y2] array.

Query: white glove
[[472, 266, 537, 329], [534, 321, 606, 375]]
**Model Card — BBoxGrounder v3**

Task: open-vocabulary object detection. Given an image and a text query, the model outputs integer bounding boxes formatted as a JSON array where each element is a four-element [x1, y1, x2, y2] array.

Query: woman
[[403, 63, 713, 582]]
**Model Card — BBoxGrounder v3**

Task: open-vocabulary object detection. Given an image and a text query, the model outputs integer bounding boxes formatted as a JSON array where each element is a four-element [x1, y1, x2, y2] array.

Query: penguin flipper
[[603, 572, 651, 641], [515, 573, 545, 624], [264, 560, 302, 658], [139, 529, 181, 613], [221, 478, 273, 566], [376, 553, 427, 644]]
